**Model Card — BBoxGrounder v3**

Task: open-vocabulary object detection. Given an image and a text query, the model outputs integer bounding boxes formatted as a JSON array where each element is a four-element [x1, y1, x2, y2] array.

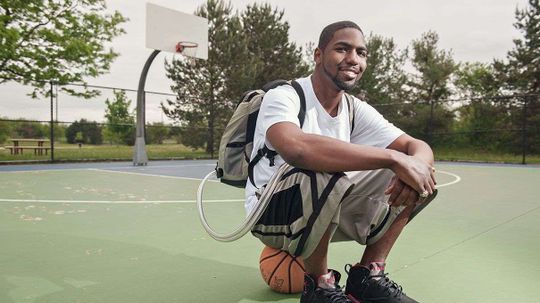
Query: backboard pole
[[133, 49, 160, 166]]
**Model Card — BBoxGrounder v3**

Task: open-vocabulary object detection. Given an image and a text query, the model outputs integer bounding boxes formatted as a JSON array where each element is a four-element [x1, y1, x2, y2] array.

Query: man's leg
[[304, 224, 333, 277], [332, 169, 437, 303], [251, 163, 354, 302], [359, 202, 415, 265]]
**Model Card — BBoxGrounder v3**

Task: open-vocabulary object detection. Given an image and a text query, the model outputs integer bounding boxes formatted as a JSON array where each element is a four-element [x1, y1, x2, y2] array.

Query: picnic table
[[5, 138, 51, 155]]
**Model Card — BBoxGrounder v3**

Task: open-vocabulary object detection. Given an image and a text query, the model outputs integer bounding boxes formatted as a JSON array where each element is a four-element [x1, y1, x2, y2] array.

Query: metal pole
[[521, 96, 528, 165], [55, 84, 58, 122], [133, 50, 160, 166], [427, 99, 434, 145], [50, 81, 55, 162]]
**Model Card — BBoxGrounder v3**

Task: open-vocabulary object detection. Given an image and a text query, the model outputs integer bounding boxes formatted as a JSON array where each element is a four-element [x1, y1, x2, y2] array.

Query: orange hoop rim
[[175, 41, 199, 53]]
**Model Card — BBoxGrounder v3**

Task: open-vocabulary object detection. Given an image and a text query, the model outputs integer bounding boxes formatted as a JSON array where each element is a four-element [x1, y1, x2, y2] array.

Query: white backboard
[[146, 2, 208, 60]]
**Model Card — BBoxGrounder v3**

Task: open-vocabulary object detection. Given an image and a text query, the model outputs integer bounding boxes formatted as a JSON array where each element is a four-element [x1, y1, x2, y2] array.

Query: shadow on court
[[1, 231, 296, 303]]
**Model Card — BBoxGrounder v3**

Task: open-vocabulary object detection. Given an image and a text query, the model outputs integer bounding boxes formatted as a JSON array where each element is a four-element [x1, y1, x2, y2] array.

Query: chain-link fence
[[0, 79, 210, 163], [1, 79, 538, 164]]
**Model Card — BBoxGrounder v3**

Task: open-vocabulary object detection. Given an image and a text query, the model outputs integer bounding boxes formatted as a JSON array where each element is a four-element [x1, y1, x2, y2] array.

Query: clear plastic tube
[[196, 170, 266, 242]]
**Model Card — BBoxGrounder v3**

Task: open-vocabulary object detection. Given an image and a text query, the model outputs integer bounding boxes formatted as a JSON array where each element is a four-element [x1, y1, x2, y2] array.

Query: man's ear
[[314, 47, 322, 65]]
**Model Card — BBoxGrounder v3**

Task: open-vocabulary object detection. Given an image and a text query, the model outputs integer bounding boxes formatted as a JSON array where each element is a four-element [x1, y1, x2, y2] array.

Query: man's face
[[315, 28, 368, 91]]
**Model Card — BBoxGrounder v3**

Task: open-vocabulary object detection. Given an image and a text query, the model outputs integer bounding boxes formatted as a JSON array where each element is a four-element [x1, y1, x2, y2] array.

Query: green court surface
[[0, 161, 539, 303]]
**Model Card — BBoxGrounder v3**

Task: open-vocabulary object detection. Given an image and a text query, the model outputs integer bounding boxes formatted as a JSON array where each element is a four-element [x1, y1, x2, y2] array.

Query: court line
[[0, 164, 215, 173], [436, 170, 461, 188], [0, 168, 460, 205], [0, 198, 243, 204], [103, 163, 215, 170], [88, 168, 219, 182], [393, 203, 540, 274]]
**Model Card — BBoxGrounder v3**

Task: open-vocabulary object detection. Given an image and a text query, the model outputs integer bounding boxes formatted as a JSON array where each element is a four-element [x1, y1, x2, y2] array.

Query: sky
[[0, 0, 530, 123]]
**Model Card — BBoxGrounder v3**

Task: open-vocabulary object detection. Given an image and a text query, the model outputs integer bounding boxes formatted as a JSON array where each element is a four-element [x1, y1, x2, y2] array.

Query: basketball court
[[0, 160, 539, 302], [2, 3, 539, 303]]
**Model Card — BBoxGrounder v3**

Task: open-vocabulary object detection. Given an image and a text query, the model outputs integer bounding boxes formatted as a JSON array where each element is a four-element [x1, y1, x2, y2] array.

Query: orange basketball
[[259, 246, 305, 294]]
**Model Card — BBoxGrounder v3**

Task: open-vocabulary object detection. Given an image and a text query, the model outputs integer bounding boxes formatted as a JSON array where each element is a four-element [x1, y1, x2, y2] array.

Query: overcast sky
[[0, 0, 529, 123]]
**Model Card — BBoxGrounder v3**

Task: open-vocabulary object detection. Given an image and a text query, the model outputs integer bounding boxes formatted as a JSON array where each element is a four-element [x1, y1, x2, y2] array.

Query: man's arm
[[266, 122, 435, 195], [385, 134, 436, 206], [387, 134, 434, 166]]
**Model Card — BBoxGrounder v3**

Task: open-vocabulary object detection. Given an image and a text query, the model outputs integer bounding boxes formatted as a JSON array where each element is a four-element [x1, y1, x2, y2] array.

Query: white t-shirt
[[244, 76, 404, 213]]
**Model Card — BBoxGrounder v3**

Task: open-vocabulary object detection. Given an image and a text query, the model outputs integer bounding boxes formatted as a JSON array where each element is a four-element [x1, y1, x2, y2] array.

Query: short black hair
[[318, 21, 363, 50]]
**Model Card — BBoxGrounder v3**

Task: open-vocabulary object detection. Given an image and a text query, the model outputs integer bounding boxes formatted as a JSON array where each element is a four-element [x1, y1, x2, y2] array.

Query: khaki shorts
[[250, 163, 434, 259]]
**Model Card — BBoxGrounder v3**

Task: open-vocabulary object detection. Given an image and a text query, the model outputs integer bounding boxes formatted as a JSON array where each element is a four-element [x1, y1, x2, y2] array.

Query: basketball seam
[[293, 257, 305, 271], [260, 249, 283, 263], [268, 253, 288, 286], [287, 257, 294, 294]]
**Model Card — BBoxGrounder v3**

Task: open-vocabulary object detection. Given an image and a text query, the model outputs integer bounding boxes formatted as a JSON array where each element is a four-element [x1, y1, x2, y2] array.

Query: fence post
[[49, 81, 55, 163], [521, 95, 528, 165], [427, 99, 434, 145]]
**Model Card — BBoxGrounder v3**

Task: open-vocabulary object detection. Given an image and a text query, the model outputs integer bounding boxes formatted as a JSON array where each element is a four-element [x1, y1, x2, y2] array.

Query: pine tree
[[494, 0, 540, 153], [406, 31, 457, 145], [349, 34, 408, 122], [163, 0, 307, 155]]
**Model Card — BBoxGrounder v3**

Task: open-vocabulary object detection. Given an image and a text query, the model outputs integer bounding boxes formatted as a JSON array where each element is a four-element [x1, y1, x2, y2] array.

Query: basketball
[[259, 246, 305, 294]]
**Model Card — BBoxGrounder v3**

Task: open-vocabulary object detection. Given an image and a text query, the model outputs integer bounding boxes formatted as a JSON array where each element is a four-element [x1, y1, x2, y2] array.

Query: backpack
[[216, 79, 356, 188]]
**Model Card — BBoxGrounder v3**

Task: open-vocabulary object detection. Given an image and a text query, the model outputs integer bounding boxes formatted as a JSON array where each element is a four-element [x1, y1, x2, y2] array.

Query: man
[[246, 21, 437, 303]]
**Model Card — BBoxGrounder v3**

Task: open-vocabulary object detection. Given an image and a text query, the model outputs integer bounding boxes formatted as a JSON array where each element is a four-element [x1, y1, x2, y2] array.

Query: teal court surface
[[0, 160, 539, 303]]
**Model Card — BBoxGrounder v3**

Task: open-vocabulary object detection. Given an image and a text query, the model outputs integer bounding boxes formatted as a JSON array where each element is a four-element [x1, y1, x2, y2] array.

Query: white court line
[[1, 168, 95, 174], [0, 199, 244, 204], [0, 164, 214, 174], [0, 198, 242, 204], [104, 163, 215, 170], [88, 168, 219, 182], [0, 169, 460, 205], [436, 170, 461, 188]]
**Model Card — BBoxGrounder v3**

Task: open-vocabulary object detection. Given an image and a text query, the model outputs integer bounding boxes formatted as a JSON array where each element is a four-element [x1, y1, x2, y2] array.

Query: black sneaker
[[344, 265, 418, 303], [301, 270, 351, 303]]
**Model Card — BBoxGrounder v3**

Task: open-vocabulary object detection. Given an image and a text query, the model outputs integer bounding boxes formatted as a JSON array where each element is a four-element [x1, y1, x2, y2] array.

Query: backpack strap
[[248, 80, 307, 188], [290, 80, 306, 127], [344, 93, 356, 134]]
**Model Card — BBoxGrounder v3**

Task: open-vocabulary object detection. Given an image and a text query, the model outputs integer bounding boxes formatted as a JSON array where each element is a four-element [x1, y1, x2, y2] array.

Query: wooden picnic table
[[7, 138, 51, 155]]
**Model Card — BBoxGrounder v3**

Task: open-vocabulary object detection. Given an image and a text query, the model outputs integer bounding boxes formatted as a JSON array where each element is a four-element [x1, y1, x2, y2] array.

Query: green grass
[[1, 142, 539, 164], [434, 146, 540, 164], [0, 143, 210, 162]]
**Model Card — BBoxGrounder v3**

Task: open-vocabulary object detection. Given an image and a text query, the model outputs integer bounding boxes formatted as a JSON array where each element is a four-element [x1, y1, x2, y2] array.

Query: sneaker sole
[[408, 189, 438, 221], [347, 294, 363, 303]]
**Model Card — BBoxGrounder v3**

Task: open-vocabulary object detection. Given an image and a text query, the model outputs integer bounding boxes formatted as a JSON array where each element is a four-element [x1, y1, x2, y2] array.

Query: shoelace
[[319, 286, 350, 303], [344, 264, 404, 299], [371, 273, 404, 298]]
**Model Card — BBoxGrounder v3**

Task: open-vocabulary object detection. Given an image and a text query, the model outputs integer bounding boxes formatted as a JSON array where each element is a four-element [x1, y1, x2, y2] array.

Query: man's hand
[[390, 152, 436, 197], [385, 176, 419, 206]]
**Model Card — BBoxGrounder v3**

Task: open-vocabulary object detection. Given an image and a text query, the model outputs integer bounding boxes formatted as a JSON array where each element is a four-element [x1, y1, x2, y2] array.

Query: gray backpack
[[216, 79, 355, 188]]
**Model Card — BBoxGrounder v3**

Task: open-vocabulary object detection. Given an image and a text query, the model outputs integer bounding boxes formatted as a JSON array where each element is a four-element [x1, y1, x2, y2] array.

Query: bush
[[11, 120, 47, 138], [0, 119, 11, 144], [146, 122, 170, 144], [65, 119, 103, 144]]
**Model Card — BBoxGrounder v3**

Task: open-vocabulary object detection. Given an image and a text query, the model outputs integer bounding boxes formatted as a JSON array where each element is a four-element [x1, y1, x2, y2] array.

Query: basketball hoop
[[175, 41, 199, 61]]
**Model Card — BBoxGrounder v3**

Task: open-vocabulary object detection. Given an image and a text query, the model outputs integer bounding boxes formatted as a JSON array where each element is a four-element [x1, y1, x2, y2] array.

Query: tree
[[453, 63, 510, 150], [406, 31, 457, 145], [146, 122, 169, 144], [65, 119, 102, 144], [163, 0, 308, 155], [11, 119, 46, 138], [495, 0, 540, 94], [241, 3, 309, 88], [0, 118, 11, 143], [349, 34, 409, 121], [103, 90, 134, 145], [0, 0, 126, 97], [494, 0, 540, 153], [164, 0, 248, 155]]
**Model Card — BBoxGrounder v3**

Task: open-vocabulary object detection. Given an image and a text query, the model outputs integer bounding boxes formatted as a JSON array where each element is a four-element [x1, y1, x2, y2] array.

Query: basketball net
[[176, 41, 199, 64]]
